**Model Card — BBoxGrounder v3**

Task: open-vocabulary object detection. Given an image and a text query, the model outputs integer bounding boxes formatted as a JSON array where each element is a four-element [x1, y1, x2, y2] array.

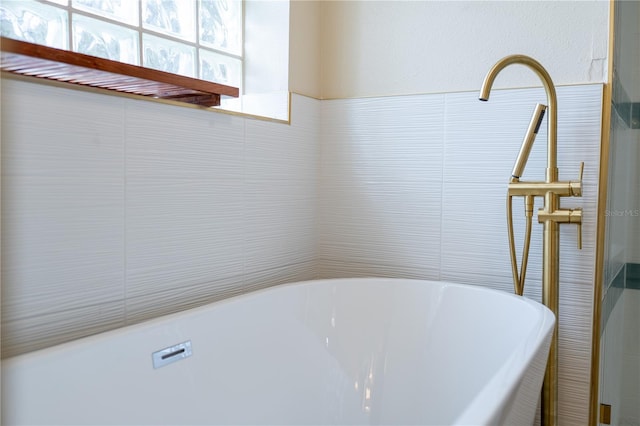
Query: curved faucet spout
[[478, 54, 558, 182]]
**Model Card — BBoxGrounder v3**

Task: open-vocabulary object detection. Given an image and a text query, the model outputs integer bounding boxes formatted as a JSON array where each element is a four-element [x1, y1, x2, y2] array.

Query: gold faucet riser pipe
[[542, 214, 560, 426]]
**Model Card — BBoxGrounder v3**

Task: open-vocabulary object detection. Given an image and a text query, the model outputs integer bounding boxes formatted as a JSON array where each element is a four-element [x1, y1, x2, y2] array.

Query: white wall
[[313, 0, 608, 99], [289, 0, 321, 98], [1, 79, 320, 357]]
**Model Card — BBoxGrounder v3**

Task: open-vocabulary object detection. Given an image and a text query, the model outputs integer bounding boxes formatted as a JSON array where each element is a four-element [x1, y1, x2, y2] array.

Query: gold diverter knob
[[537, 162, 585, 249]]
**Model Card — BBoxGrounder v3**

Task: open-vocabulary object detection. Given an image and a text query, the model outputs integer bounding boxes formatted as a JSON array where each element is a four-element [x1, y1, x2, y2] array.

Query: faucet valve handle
[[577, 217, 583, 250], [537, 207, 583, 249], [579, 161, 584, 182], [571, 207, 583, 250], [569, 161, 585, 197]]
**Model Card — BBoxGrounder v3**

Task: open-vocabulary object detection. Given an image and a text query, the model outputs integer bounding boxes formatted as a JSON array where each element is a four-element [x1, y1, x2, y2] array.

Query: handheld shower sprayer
[[507, 103, 547, 296], [512, 104, 547, 181]]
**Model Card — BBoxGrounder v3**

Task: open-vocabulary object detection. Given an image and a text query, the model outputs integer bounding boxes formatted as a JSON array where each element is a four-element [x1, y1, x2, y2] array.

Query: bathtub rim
[[2, 277, 556, 364], [3, 277, 554, 361]]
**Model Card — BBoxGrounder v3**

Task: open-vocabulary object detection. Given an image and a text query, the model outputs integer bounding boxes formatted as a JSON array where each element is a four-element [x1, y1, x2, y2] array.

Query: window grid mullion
[[195, 0, 200, 80], [138, 0, 144, 67]]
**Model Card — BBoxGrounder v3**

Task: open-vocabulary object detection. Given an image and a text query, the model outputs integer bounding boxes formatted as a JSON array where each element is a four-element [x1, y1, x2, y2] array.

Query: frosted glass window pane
[[72, 0, 138, 26], [142, 0, 195, 42], [200, 48, 241, 88], [199, 0, 241, 55], [0, 0, 68, 49], [143, 34, 195, 78], [43, 0, 69, 5], [72, 14, 139, 65]]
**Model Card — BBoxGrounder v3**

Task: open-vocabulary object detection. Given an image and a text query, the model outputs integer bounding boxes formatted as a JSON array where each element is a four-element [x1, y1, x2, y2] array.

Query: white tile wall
[[318, 84, 603, 426], [319, 95, 445, 279], [1, 81, 127, 354], [1, 79, 319, 357]]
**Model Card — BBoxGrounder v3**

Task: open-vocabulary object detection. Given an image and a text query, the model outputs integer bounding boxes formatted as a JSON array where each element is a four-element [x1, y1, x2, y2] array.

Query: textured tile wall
[[319, 84, 603, 426], [319, 95, 445, 280], [1, 79, 320, 357]]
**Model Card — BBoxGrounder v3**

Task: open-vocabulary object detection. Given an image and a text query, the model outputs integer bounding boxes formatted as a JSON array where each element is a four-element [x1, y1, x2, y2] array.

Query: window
[[1, 0, 289, 121], [1, 0, 242, 96]]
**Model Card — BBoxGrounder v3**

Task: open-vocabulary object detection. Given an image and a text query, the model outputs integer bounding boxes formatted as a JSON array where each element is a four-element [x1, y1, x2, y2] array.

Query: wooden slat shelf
[[0, 37, 239, 107]]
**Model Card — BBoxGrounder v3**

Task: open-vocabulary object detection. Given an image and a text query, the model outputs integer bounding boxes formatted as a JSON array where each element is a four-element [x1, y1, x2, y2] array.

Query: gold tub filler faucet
[[479, 55, 584, 426]]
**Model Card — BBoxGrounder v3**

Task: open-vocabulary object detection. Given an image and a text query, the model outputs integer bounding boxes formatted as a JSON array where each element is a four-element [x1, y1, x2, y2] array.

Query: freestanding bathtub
[[2, 278, 554, 425]]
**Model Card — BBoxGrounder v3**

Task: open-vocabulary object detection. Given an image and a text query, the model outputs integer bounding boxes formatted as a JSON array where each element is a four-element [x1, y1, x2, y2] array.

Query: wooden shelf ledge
[[0, 37, 239, 107]]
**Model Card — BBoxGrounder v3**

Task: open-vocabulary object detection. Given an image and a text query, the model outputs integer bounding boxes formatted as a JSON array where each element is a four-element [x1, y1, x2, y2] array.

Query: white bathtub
[[2, 278, 554, 425]]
